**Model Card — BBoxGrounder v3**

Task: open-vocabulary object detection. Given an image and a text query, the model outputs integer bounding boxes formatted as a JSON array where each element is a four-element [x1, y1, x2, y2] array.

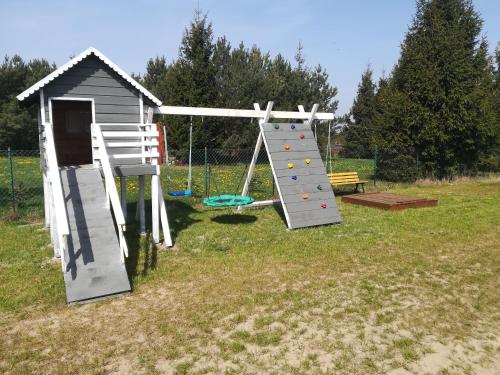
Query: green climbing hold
[[317, 185, 323, 190], [273, 123, 280, 129]]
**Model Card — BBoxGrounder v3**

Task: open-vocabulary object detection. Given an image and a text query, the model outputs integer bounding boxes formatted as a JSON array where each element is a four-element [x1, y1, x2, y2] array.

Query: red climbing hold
[[299, 134, 305, 139], [321, 203, 327, 208]]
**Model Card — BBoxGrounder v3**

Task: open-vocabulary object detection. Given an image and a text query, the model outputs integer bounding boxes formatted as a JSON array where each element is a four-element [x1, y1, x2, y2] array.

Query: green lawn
[[0, 177, 499, 374]]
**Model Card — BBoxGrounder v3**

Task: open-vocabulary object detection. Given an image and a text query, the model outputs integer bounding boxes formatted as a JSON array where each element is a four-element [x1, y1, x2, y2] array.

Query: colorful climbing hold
[[291, 124, 296, 129], [321, 202, 327, 208], [299, 134, 305, 139], [284, 143, 290, 150], [288, 163, 294, 169], [303, 193, 309, 200], [317, 185, 323, 190], [291, 175, 298, 180], [305, 159, 311, 164], [273, 123, 280, 129]]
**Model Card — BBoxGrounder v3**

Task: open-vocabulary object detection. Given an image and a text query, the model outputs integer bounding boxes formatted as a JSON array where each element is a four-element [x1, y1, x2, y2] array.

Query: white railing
[[91, 123, 160, 165], [93, 123, 129, 262], [43, 122, 70, 270]]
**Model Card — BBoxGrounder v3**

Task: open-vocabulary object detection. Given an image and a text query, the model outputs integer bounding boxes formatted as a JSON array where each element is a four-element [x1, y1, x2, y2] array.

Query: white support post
[[147, 108, 160, 243], [157, 178, 172, 247], [151, 173, 159, 242], [120, 176, 127, 220], [138, 175, 145, 234], [307, 104, 319, 125], [238, 102, 273, 211], [43, 171, 50, 228]]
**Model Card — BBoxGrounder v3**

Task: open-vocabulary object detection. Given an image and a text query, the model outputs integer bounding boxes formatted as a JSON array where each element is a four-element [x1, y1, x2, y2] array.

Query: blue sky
[[1, 0, 499, 115]]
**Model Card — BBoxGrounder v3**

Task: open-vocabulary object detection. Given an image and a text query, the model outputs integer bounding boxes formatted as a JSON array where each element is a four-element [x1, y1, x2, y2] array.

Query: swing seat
[[168, 189, 192, 197], [203, 194, 254, 207]]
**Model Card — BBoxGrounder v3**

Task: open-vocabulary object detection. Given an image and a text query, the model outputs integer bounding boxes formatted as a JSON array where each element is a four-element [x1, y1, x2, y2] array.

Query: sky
[[1, 0, 499, 115]]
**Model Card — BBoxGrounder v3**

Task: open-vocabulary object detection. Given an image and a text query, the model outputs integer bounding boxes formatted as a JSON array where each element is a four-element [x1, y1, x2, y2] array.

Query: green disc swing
[[203, 152, 254, 208]]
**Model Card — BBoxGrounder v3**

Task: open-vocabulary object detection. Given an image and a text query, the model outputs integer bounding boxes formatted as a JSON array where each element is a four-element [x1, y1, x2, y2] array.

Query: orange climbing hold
[[284, 143, 290, 150], [303, 193, 309, 200]]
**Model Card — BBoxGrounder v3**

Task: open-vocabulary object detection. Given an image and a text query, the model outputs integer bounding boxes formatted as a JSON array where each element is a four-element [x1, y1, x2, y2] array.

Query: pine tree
[[0, 56, 55, 149], [376, 0, 497, 180], [344, 67, 377, 158]]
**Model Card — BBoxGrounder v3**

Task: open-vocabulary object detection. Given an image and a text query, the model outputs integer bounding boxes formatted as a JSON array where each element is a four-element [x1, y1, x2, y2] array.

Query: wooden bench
[[328, 172, 368, 193]]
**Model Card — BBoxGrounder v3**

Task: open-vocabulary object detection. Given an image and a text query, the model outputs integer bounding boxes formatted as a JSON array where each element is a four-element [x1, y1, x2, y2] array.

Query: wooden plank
[[341, 193, 438, 211], [261, 121, 341, 229], [156, 106, 334, 120], [274, 166, 326, 177], [96, 104, 140, 115], [273, 158, 324, 171], [47, 83, 137, 97], [51, 74, 127, 88], [113, 165, 157, 177]]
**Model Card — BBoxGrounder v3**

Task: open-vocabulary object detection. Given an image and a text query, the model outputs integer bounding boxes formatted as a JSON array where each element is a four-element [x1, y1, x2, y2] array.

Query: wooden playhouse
[[18, 47, 340, 303]]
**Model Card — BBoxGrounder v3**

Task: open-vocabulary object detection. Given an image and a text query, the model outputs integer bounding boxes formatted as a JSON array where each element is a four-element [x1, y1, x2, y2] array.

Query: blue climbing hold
[[291, 124, 296, 129], [291, 175, 298, 180]]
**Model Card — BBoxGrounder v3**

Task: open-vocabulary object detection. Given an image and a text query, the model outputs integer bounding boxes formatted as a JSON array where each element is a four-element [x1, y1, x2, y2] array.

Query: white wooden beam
[[155, 105, 333, 120], [237, 102, 273, 211], [157, 178, 172, 247], [120, 176, 127, 220], [307, 104, 319, 124]]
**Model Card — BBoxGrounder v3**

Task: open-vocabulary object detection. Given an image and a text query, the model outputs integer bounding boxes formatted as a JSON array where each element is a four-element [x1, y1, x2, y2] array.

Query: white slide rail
[[43, 122, 70, 270], [93, 123, 129, 261]]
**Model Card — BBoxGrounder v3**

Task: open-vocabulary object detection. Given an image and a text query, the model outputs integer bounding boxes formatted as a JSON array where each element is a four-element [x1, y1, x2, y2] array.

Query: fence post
[[416, 152, 420, 180], [7, 147, 16, 212], [204, 147, 208, 197], [373, 146, 378, 187]]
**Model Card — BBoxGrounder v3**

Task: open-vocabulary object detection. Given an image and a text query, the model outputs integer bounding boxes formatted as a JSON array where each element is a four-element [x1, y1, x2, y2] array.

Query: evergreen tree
[[153, 11, 218, 150], [344, 67, 377, 158], [376, 0, 497, 180], [141, 11, 338, 151], [0, 56, 55, 149]]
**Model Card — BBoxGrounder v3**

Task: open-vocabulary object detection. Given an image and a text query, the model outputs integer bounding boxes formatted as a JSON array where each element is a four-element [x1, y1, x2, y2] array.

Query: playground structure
[[17, 47, 340, 303]]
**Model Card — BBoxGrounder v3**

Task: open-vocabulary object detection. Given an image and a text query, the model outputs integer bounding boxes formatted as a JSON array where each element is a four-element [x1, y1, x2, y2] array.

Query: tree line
[[0, 1, 498, 181], [135, 10, 337, 151], [343, 0, 499, 180]]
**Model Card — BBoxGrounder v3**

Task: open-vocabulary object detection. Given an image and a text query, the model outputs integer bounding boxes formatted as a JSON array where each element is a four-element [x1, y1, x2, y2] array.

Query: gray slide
[[261, 122, 342, 229], [60, 166, 131, 303]]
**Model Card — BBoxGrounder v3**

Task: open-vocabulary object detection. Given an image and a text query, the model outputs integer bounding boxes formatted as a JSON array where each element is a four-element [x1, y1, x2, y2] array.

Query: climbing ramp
[[60, 166, 131, 303], [261, 122, 342, 229]]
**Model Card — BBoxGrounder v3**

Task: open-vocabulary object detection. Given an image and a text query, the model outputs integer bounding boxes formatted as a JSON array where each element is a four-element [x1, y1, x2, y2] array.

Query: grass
[[0, 175, 499, 374]]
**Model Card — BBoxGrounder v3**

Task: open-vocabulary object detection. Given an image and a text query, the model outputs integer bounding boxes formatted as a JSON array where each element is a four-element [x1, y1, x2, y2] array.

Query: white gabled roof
[[17, 47, 162, 106]]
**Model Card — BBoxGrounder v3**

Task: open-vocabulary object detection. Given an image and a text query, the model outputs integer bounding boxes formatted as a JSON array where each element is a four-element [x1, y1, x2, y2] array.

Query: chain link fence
[[1, 147, 379, 221], [0, 149, 44, 220]]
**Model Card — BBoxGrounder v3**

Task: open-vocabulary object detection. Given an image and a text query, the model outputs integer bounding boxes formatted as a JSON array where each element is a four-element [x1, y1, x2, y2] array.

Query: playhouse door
[[52, 100, 93, 166]]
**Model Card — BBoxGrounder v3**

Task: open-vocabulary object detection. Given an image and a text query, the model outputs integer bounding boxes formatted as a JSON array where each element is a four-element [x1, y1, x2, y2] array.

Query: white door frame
[[48, 97, 96, 164]]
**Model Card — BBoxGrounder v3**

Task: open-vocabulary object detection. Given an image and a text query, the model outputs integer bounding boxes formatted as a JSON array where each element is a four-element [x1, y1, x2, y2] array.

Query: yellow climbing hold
[[305, 159, 311, 164], [288, 163, 294, 169]]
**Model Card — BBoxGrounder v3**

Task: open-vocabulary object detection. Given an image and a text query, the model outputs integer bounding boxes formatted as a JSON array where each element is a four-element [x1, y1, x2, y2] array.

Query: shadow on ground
[[124, 199, 202, 288], [211, 213, 257, 224]]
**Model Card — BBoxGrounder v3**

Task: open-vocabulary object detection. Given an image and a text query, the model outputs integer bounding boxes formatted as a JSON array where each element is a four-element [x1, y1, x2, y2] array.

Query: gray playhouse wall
[[42, 54, 155, 123]]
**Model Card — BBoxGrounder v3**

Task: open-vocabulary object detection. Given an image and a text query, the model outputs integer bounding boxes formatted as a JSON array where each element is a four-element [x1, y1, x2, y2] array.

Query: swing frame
[[156, 102, 334, 210]]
